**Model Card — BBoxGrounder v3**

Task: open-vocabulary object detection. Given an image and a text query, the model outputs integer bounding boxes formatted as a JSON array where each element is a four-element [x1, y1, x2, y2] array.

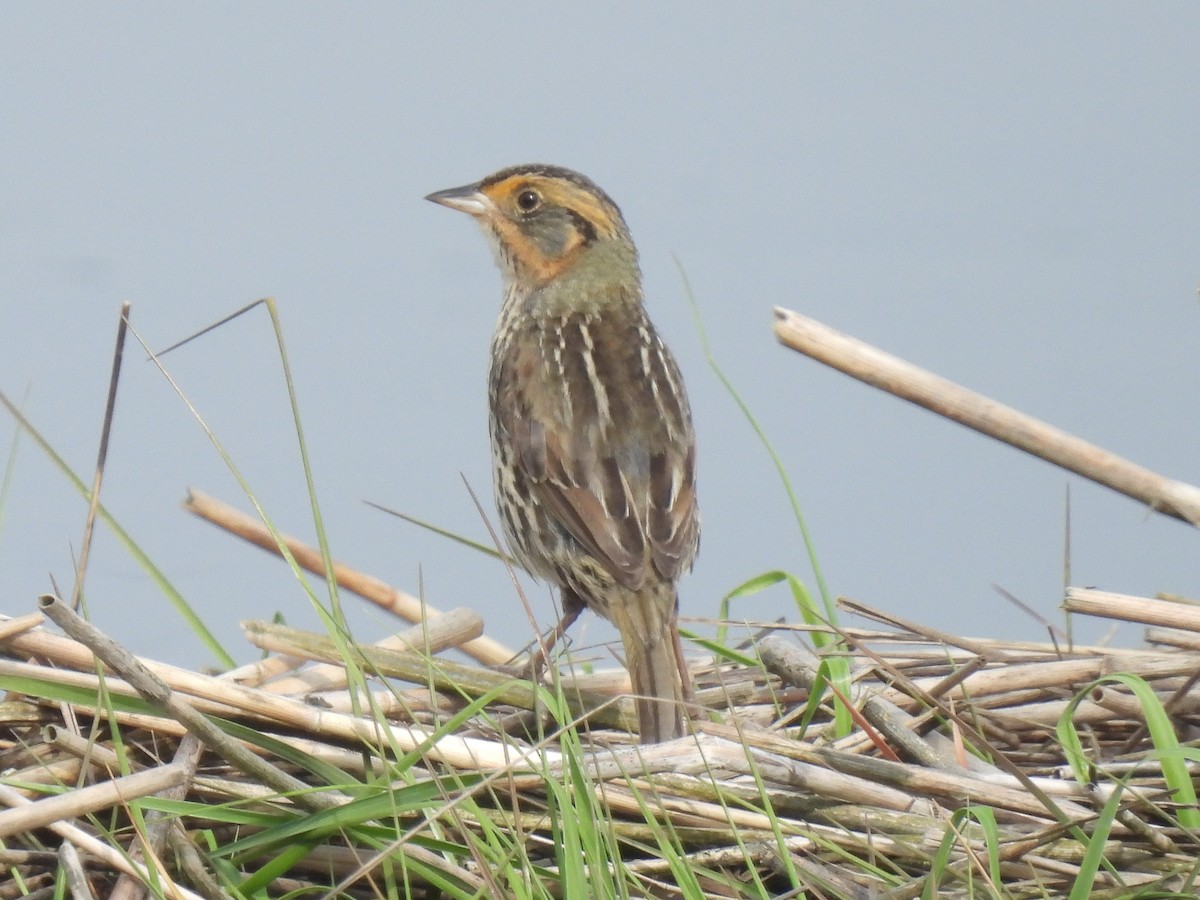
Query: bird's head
[[427, 164, 638, 291]]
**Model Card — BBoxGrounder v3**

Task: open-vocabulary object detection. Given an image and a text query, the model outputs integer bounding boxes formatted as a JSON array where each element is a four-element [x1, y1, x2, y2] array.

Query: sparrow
[[427, 164, 700, 743]]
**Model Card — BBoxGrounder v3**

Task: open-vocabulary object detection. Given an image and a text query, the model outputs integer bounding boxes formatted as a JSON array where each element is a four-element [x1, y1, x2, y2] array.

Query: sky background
[[2, 6, 1198, 670]]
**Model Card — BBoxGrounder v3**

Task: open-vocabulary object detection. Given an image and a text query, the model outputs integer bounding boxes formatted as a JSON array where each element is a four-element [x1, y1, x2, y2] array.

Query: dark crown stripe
[[480, 163, 622, 216]]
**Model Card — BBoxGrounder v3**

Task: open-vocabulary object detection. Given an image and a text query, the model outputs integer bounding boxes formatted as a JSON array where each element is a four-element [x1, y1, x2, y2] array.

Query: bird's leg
[[671, 625, 695, 703], [518, 588, 585, 682], [668, 608, 703, 729]]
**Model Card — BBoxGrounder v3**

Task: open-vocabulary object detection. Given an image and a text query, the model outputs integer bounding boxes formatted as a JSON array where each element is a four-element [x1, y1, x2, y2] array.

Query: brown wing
[[496, 306, 698, 591], [646, 441, 699, 580]]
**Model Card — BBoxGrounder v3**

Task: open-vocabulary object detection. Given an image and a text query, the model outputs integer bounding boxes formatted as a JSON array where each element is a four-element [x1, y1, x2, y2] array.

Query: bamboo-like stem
[[773, 307, 1200, 526], [58, 842, 91, 899], [1145, 627, 1200, 650], [0, 611, 45, 641], [183, 489, 517, 665], [0, 764, 185, 839], [1063, 588, 1200, 632], [259, 606, 483, 694], [0, 785, 204, 900], [42, 724, 122, 773], [878, 652, 1198, 707], [757, 634, 963, 772]]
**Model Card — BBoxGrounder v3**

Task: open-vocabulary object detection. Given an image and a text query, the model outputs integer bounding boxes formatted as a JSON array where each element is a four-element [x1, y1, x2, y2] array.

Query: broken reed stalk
[[255, 605, 483, 694], [1063, 587, 1200, 631], [183, 489, 517, 666], [772, 307, 1200, 527], [0, 764, 187, 839]]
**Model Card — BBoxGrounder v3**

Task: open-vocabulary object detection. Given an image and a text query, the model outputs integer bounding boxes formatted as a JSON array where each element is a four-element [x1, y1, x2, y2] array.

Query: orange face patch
[[481, 175, 624, 242], [487, 214, 579, 284], [474, 174, 624, 284]]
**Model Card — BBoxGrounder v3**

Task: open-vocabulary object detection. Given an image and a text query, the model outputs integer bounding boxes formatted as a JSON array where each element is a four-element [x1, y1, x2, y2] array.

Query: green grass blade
[[367, 501, 508, 562], [0, 388, 233, 667], [1057, 673, 1199, 830], [676, 260, 834, 621], [721, 569, 853, 734], [1068, 778, 1127, 900]]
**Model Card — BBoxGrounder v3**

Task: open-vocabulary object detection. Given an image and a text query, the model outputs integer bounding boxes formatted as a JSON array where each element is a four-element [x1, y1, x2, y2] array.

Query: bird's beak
[[425, 182, 493, 217]]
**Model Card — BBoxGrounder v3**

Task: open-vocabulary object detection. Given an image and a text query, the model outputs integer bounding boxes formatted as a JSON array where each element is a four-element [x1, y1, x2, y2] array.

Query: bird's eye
[[516, 190, 541, 213]]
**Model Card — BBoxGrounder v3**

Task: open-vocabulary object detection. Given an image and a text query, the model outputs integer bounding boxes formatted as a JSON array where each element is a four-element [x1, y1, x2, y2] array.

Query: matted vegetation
[[1, 542, 1198, 897]]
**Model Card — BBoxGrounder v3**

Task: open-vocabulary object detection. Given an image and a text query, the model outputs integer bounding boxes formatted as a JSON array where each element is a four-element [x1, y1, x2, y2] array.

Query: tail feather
[[610, 584, 687, 743]]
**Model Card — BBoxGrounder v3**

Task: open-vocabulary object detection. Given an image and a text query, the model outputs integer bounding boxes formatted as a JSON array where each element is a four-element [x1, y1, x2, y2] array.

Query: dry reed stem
[[875, 651, 1200, 708], [111, 733, 206, 900], [0, 782, 204, 900], [1146, 627, 1200, 650], [0, 612, 45, 641], [255, 606, 483, 694], [773, 306, 1200, 526], [70, 301, 131, 613], [42, 724, 122, 772], [1064, 587, 1200, 631], [183, 489, 517, 666], [221, 652, 305, 687], [0, 764, 186, 839], [58, 842, 90, 898]]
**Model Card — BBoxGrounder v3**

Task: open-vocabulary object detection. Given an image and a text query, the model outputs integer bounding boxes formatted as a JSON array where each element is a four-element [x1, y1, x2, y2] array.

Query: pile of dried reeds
[[1, 307, 1197, 897]]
